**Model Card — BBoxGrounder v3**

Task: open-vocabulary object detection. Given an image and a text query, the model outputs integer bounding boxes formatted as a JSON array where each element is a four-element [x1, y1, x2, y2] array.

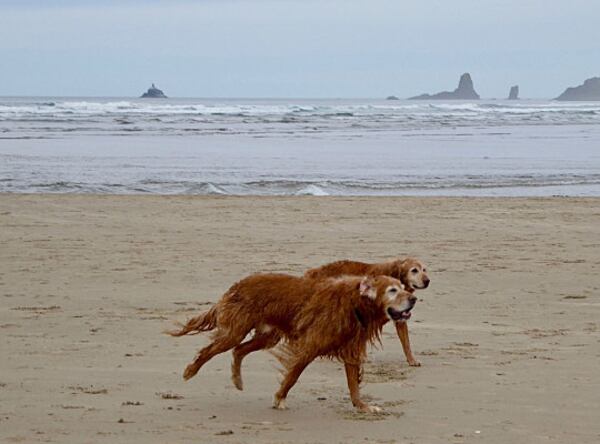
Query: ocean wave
[[2, 99, 600, 118], [2, 98, 600, 141], [31, 181, 87, 191], [295, 185, 329, 196], [187, 182, 229, 195], [4, 174, 599, 196]]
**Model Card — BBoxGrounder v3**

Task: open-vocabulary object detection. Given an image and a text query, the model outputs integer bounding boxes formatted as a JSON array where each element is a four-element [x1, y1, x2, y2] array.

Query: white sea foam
[[202, 183, 228, 195], [295, 185, 329, 196], [1, 99, 600, 120]]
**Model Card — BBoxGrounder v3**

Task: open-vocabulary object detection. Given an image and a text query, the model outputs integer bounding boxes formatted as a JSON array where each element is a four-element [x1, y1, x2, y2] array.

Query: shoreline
[[3, 193, 600, 198]]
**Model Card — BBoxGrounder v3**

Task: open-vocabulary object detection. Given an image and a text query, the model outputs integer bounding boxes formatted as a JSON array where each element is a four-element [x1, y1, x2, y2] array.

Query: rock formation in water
[[555, 77, 600, 101], [508, 85, 519, 100], [386, 95, 399, 100], [409, 73, 480, 100], [140, 83, 167, 98]]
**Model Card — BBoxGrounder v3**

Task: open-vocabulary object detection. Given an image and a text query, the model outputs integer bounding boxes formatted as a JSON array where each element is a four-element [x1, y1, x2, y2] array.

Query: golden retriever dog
[[304, 257, 429, 367], [272, 275, 416, 412], [168, 273, 320, 384], [170, 273, 416, 412]]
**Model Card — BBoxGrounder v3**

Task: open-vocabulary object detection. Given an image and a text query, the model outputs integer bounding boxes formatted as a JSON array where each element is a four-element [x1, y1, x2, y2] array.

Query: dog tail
[[166, 304, 218, 337]]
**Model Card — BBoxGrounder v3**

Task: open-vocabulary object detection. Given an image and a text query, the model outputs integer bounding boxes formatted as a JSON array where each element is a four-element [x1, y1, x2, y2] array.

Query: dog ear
[[394, 259, 407, 280], [359, 277, 377, 300]]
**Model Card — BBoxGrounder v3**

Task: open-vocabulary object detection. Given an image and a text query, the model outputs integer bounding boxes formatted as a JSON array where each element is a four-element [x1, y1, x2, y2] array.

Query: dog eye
[[411, 268, 418, 274], [389, 287, 398, 293]]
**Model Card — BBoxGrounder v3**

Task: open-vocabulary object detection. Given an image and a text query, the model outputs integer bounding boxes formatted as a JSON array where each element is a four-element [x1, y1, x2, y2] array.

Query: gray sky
[[1, 0, 598, 98]]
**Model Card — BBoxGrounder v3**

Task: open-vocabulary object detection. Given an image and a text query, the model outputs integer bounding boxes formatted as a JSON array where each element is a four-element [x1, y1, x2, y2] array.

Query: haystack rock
[[508, 85, 519, 100], [409, 73, 480, 100], [555, 77, 600, 101], [386, 95, 399, 100], [140, 83, 167, 98]]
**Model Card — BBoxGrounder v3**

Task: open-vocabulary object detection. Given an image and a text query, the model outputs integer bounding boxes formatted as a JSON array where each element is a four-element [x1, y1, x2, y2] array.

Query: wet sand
[[1, 195, 599, 443]]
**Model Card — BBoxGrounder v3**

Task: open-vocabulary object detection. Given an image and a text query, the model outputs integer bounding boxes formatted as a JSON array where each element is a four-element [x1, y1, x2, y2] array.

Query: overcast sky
[[1, 0, 598, 98]]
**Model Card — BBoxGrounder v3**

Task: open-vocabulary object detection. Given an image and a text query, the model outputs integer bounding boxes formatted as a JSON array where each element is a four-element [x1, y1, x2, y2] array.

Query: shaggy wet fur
[[304, 257, 429, 366], [272, 275, 416, 412], [167, 273, 320, 385]]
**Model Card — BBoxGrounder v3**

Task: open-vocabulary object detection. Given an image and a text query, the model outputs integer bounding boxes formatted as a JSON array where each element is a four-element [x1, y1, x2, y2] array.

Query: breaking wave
[[2, 98, 600, 137], [4, 175, 600, 196]]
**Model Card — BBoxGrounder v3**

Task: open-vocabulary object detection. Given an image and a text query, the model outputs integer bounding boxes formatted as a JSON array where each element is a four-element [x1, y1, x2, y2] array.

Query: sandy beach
[[1, 194, 599, 444]]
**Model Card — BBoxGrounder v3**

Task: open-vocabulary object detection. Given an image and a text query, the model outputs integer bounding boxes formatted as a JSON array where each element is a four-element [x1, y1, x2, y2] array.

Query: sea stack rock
[[508, 85, 519, 100], [409, 73, 480, 100], [555, 77, 600, 101], [386, 95, 399, 100], [140, 83, 167, 98]]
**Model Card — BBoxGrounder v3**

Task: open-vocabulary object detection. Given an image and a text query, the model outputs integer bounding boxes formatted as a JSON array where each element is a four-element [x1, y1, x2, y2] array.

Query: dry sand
[[1, 195, 599, 444]]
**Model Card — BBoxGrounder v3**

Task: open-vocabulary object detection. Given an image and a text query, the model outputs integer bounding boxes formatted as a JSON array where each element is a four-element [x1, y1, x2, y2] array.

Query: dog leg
[[395, 321, 420, 367], [231, 330, 281, 391], [183, 331, 246, 381], [344, 362, 382, 413], [273, 357, 312, 410]]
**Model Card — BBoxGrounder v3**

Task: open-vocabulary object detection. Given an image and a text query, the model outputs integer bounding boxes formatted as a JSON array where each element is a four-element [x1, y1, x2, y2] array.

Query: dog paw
[[272, 398, 287, 410], [183, 364, 198, 381], [408, 359, 421, 367], [231, 373, 243, 391], [360, 404, 383, 414]]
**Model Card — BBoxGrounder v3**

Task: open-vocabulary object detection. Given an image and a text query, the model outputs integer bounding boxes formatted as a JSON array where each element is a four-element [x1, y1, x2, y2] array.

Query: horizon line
[[0, 94, 560, 101]]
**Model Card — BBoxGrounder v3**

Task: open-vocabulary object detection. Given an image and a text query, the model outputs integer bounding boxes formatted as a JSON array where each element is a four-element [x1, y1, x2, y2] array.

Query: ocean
[[1, 97, 599, 196]]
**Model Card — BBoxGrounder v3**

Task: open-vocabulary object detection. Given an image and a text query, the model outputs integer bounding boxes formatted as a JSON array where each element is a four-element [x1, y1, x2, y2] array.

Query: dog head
[[359, 276, 417, 322], [393, 257, 429, 292]]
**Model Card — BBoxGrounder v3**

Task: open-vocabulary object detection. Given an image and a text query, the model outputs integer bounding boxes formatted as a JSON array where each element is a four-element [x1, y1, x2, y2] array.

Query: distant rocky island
[[555, 77, 600, 101], [140, 83, 167, 98], [508, 85, 519, 100], [409, 73, 480, 100], [386, 95, 399, 100]]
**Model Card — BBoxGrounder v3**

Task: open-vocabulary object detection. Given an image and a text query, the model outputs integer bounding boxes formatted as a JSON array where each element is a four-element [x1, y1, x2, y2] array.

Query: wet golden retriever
[[305, 257, 429, 366], [169, 273, 416, 412], [272, 275, 415, 412]]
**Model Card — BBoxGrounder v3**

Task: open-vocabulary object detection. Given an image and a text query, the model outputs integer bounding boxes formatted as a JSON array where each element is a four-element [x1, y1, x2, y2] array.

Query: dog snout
[[408, 294, 418, 305], [422, 277, 430, 288]]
